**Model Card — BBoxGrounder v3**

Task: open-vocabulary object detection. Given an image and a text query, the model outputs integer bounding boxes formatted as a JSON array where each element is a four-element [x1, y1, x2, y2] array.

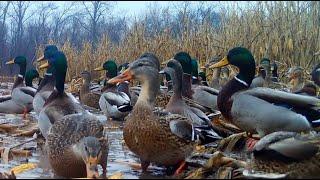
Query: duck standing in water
[[38, 47, 108, 178], [108, 53, 204, 175], [95, 60, 132, 121], [209, 47, 320, 139], [0, 56, 36, 117]]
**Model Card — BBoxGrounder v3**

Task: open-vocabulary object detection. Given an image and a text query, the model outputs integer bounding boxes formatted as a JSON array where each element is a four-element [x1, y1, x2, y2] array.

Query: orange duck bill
[[108, 68, 133, 84]]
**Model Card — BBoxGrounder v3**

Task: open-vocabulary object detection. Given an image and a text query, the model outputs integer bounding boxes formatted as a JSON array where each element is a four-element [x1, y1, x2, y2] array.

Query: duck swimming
[[209, 47, 320, 138]]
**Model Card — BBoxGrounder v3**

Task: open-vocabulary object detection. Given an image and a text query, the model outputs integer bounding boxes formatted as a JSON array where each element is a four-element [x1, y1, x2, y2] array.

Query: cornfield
[[35, 1, 320, 83]]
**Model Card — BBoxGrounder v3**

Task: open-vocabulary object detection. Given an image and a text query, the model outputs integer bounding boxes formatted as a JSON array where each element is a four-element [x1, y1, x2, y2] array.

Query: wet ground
[[0, 83, 170, 179]]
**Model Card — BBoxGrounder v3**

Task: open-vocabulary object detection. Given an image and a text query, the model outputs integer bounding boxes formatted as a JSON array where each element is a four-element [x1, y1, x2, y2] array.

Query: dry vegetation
[[35, 2, 320, 83]]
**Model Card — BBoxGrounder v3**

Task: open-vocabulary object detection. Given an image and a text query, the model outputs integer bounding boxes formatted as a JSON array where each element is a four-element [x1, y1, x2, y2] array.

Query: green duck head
[[25, 69, 39, 87], [191, 58, 199, 80], [173, 52, 192, 75], [198, 71, 207, 82], [37, 45, 59, 62], [260, 58, 271, 74], [77, 136, 103, 178], [118, 62, 129, 73], [95, 60, 118, 79], [6, 56, 27, 77], [210, 47, 256, 86], [39, 50, 67, 94]]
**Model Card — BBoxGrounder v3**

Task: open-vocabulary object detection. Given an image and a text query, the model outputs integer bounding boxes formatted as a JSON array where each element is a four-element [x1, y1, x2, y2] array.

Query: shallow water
[[0, 85, 168, 179]]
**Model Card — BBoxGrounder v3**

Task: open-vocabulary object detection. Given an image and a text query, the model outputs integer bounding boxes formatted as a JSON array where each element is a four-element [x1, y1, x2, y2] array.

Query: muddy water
[[0, 84, 168, 179]]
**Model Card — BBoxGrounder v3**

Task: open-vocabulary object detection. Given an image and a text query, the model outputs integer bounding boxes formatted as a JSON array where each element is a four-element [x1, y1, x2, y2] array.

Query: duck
[[94, 60, 132, 121], [311, 63, 319, 88], [270, 61, 279, 82], [46, 115, 108, 178], [24, 69, 40, 89], [79, 71, 100, 109], [191, 58, 201, 85], [246, 131, 320, 178], [198, 71, 209, 86], [288, 66, 305, 92], [0, 56, 37, 116], [160, 59, 222, 141], [173, 52, 219, 111], [209, 47, 320, 138], [201, 56, 230, 90], [32, 65, 55, 116], [37, 47, 84, 139], [250, 66, 266, 88], [107, 52, 202, 174], [38, 48, 108, 178]]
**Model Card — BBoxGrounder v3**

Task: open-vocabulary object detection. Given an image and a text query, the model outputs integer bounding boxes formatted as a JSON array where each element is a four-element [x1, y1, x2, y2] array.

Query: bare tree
[[78, 1, 115, 47]]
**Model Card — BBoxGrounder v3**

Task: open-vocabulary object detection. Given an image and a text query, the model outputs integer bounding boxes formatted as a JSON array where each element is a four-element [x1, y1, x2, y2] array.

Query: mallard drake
[[79, 71, 100, 109], [198, 72, 209, 86], [173, 52, 219, 111], [246, 131, 320, 178], [0, 56, 36, 116], [37, 47, 84, 139], [95, 60, 132, 121], [38, 49, 108, 178], [25, 69, 40, 89], [32, 66, 55, 116], [108, 53, 200, 174], [209, 47, 320, 137]]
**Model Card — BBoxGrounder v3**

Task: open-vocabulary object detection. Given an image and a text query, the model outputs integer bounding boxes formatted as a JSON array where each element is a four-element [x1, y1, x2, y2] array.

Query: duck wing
[[243, 87, 319, 110], [0, 95, 12, 103], [253, 131, 319, 161]]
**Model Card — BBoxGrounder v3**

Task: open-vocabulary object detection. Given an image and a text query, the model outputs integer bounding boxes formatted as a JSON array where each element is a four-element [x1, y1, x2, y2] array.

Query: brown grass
[[35, 2, 320, 83]]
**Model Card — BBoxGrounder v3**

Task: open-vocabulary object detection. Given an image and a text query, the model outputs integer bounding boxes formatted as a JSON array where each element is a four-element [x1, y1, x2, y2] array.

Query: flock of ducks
[[0, 45, 319, 178]]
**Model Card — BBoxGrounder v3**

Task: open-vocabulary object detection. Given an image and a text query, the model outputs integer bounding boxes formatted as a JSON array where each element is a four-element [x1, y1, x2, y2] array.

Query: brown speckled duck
[[79, 71, 100, 109], [246, 131, 320, 178], [38, 49, 108, 178], [108, 53, 198, 174]]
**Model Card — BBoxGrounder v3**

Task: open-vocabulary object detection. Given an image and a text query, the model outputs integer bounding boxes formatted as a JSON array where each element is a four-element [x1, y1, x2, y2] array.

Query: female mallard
[[287, 66, 305, 92], [38, 48, 108, 178], [94, 60, 132, 121], [108, 53, 199, 174], [79, 71, 100, 109], [250, 66, 266, 88], [0, 56, 37, 116], [246, 131, 320, 178], [209, 47, 320, 137], [37, 48, 84, 139]]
